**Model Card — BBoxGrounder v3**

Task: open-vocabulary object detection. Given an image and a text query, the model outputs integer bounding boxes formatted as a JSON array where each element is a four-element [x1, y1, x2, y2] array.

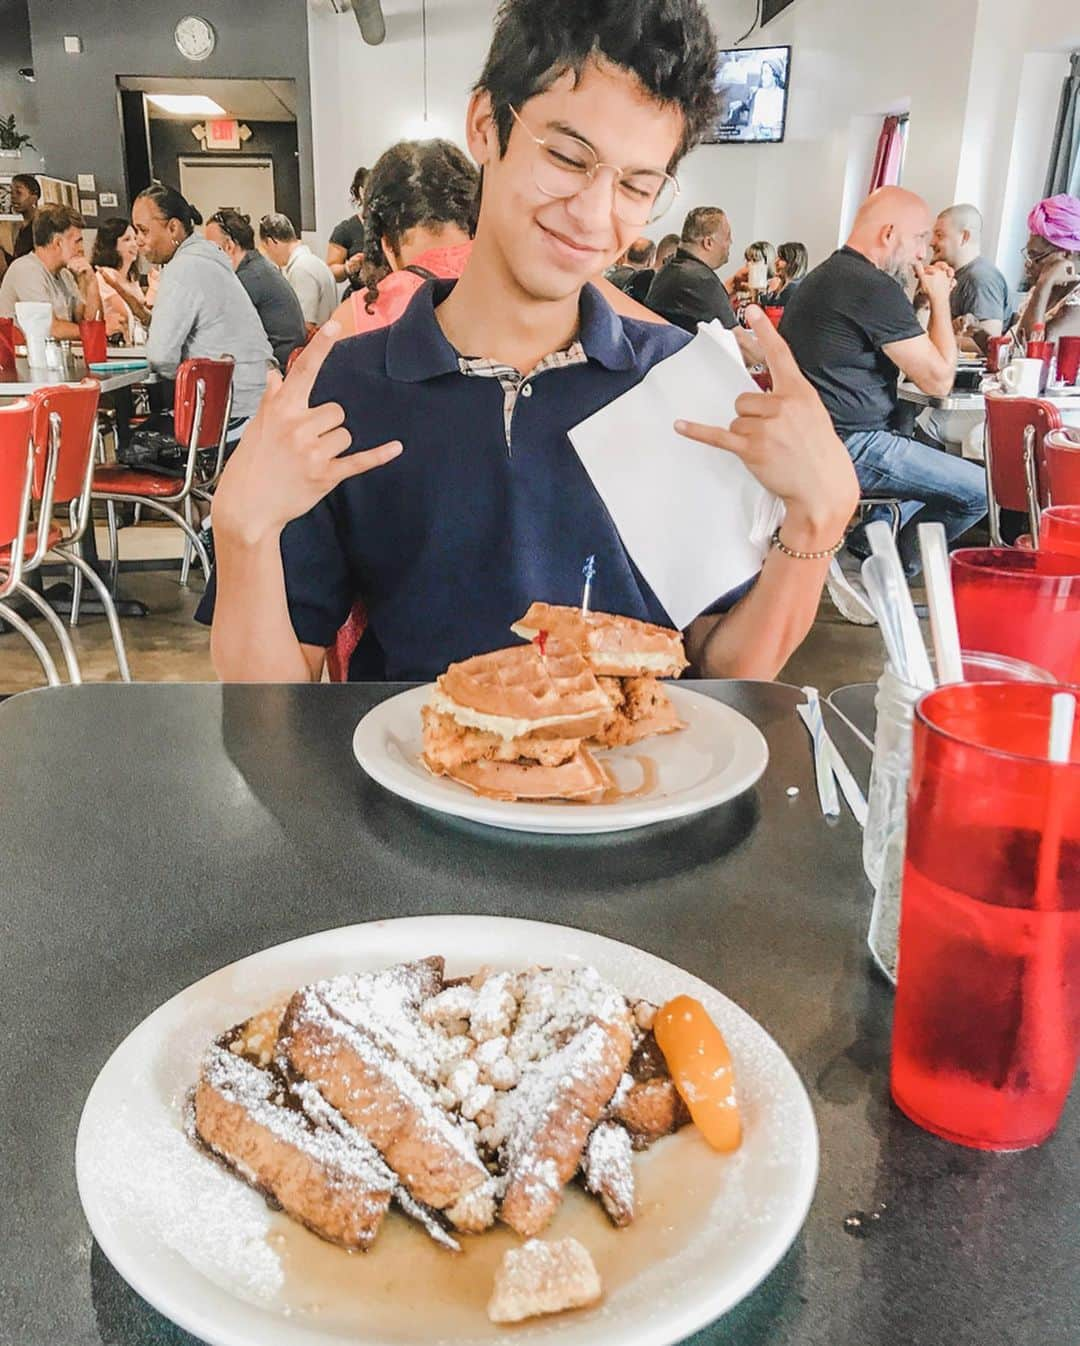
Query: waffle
[[433, 746, 608, 802], [512, 603, 689, 680], [435, 638, 612, 741]]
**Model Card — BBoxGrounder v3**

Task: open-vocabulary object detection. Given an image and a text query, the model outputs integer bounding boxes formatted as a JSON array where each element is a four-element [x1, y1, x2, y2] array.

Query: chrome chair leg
[[13, 581, 82, 684], [93, 495, 211, 581], [70, 537, 84, 627], [179, 496, 194, 587], [0, 598, 61, 687], [105, 499, 120, 592], [54, 546, 133, 682]]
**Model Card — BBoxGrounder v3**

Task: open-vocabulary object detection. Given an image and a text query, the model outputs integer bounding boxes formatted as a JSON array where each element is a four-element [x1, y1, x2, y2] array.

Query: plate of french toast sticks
[[76, 917, 817, 1346], [353, 604, 769, 833]]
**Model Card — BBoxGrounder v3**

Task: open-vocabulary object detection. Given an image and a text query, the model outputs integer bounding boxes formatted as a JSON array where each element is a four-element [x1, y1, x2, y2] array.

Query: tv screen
[[704, 46, 791, 144]]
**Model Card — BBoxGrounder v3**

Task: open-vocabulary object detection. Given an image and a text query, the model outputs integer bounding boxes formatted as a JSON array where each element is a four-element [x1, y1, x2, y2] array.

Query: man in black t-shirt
[[646, 206, 762, 364], [781, 187, 985, 577]]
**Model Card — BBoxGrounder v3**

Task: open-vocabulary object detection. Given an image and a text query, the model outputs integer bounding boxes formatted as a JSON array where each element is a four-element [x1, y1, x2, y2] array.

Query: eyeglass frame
[[507, 104, 680, 226], [1022, 241, 1059, 265]]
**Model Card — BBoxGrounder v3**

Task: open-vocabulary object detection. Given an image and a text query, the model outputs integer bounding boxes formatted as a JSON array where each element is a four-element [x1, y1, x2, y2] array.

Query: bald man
[[931, 203, 1009, 345], [781, 187, 985, 583]]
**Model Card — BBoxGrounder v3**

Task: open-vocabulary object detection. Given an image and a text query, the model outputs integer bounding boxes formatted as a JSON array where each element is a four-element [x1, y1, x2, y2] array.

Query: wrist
[[213, 508, 283, 552], [780, 504, 852, 553]]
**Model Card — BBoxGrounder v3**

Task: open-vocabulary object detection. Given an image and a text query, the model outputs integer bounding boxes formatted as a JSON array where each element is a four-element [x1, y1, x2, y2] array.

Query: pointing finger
[[674, 419, 750, 458], [332, 439, 403, 484]]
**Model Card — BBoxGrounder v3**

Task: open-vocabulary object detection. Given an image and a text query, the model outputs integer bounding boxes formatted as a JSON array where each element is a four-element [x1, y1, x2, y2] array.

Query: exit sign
[[207, 118, 240, 149]]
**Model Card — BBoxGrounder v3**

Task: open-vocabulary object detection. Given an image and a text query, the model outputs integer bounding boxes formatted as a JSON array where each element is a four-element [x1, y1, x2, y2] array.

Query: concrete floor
[[0, 563, 891, 697]]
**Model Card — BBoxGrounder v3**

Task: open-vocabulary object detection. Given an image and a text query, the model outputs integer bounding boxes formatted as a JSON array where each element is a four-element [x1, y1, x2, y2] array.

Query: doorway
[[179, 156, 276, 230]]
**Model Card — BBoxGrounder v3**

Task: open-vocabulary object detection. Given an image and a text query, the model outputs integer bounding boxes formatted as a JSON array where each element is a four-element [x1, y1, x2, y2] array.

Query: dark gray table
[[827, 682, 877, 751], [2, 681, 1075, 1346]]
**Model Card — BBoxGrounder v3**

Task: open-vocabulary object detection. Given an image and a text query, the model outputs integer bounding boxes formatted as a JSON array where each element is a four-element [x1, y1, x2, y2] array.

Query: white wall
[[304, 0, 1080, 269]]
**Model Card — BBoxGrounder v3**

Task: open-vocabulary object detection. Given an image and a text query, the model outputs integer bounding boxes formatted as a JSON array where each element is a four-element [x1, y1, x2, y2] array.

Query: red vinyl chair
[[0, 398, 63, 686], [1043, 428, 1080, 506], [92, 356, 234, 588], [326, 601, 368, 683], [285, 344, 306, 376], [27, 382, 132, 681], [983, 394, 1063, 544]]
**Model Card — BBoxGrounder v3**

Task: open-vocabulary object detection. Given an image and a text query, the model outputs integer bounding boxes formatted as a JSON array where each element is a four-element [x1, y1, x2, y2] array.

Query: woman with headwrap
[[1016, 194, 1080, 344]]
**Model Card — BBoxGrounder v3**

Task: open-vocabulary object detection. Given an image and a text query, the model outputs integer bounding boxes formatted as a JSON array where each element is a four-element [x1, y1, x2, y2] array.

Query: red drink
[[951, 548, 1080, 683], [79, 319, 107, 366], [1040, 506, 1080, 558], [1058, 336, 1080, 387], [892, 683, 1080, 1150]]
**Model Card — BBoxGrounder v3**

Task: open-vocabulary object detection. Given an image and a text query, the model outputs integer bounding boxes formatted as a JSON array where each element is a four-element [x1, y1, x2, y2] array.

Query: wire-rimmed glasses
[[509, 105, 679, 227]]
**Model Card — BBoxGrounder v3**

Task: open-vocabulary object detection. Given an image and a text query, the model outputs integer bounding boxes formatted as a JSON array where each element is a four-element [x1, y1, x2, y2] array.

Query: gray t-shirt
[[236, 250, 307, 370], [0, 253, 81, 321], [951, 256, 1009, 326]]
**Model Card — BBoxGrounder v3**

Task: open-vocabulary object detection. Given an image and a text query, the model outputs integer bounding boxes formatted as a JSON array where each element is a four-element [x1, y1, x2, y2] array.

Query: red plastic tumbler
[[1058, 336, 1080, 387], [951, 548, 1080, 683], [1040, 506, 1080, 559], [79, 319, 108, 366], [892, 682, 1080, 1150]]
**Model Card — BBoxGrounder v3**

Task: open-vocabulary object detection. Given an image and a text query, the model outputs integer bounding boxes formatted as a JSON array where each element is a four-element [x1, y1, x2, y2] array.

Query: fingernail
[[674, 419, 687, 433], [323, 320, 340, 337], [746, 304, 763, 320]]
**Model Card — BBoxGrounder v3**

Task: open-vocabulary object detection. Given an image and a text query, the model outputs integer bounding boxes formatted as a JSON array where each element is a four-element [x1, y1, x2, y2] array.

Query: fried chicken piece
[[592, 676, 683, 749], [421, 706, 581, 772]]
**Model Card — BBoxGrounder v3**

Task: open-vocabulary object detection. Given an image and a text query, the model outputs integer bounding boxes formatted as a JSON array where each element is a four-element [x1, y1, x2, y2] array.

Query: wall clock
[[174, 15, 216, 62]]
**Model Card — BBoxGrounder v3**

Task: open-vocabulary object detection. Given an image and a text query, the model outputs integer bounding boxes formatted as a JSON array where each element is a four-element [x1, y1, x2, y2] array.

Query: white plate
[[351, 685, 769, 834], [76, 916, 818, 1346]]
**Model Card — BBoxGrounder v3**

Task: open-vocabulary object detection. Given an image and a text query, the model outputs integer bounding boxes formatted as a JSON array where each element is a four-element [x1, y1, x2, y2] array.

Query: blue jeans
[[844, 429, 987, 576]]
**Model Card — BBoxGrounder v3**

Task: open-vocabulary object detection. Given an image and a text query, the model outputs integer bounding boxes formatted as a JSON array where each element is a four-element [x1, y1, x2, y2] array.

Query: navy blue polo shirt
[[198, 280, 755, 680]]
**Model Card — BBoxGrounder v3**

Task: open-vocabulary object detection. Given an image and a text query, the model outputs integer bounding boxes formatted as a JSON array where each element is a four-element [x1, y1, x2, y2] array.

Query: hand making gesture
[[674, 305, 858, 545], [212, 321, 403, 546]]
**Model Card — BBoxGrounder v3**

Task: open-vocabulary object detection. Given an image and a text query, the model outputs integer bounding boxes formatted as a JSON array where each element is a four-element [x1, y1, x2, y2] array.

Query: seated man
[[645, 207, 761, 364], [205, 207, 307, 371], [258, 213, 338, 335], [781, 187, 986, 581], [0, 202, 103, 338], [201, 0, 858, 685], [931, 203, 1008, 350]]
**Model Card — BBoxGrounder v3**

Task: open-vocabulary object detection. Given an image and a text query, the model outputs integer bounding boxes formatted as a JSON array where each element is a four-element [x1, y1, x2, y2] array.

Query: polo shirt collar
[[384, 279, 636, 384]]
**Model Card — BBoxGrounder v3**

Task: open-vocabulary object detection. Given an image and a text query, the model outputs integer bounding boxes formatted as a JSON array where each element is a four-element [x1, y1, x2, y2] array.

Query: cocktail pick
[[581, 554, 597, 616]]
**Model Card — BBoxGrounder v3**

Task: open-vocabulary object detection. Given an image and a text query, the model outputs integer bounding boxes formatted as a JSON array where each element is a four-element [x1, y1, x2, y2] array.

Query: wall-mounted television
[[703, 45, 791, 144]]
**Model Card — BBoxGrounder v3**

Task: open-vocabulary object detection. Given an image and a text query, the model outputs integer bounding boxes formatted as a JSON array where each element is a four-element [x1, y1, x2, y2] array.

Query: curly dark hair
[[475, 0, 720, 168], [361, 139, 479, 313], [350, 166, 370, 205], [90, 216, 135, 273]]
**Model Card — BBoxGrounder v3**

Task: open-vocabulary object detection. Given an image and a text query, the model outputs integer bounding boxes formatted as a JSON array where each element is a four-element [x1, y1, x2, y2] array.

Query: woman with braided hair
[[329, 139, 478, 338]]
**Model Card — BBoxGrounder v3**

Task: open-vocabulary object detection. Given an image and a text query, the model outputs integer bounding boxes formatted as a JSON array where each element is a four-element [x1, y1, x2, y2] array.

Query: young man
[[258, 213, 338, 335], [205, 0, 857, 683], [205, 208, 307, 371], [0, 203, 102, 338]]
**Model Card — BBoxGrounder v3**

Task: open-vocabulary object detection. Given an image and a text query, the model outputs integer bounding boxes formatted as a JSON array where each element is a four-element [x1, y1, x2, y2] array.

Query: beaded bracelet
[[770, 526, 846, 561]]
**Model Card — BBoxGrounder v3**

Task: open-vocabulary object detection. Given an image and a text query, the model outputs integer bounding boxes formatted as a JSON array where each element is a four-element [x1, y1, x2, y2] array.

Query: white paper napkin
[[569, 320, 784, 630]]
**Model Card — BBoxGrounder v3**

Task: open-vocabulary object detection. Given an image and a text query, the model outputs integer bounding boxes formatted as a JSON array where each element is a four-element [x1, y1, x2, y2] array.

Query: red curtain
[[869, 116, 905, 192]]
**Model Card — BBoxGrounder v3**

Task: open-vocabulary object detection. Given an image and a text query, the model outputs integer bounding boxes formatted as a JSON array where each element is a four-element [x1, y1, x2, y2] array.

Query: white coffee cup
[[748, 259, 768, 291], [1000, 357, 1044, 398], [14, 300, 53, 368]]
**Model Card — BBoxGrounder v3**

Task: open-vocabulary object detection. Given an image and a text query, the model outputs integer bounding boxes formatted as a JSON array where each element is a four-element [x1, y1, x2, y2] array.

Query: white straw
[[917, 523, 964, 685], [865, 520, 934, 691], [799, 687, 840, 818], [1049, 692, 1076, 763]]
